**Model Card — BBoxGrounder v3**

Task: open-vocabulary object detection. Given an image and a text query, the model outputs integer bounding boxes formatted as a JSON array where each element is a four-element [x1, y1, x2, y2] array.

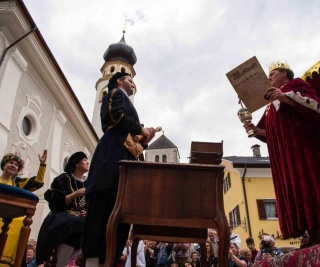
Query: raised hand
[[39, 149, 47, 164]]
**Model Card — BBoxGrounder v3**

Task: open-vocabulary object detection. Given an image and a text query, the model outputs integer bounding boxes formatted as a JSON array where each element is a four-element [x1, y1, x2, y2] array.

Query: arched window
[[155, 155, 159, 162], [121, 67, 126, 73], [162, 155, 167, 162], [110, 66, 115, 73]]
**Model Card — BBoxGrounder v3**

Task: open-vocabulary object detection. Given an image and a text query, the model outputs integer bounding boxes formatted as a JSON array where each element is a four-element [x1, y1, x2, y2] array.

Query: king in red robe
[[247, 62, 320, 242]]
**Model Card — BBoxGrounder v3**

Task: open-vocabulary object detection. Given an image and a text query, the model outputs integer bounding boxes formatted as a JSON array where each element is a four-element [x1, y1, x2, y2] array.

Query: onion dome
[[103, 32, 137, 65]]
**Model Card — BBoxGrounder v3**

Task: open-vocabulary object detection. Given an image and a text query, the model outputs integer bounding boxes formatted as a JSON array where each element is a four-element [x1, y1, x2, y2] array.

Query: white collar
[[72, 174, 87, 182], [119, 88, 129, 98]]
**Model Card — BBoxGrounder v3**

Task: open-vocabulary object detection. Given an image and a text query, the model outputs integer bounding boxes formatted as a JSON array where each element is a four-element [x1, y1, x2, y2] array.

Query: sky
[[23, 0, 320, 163]]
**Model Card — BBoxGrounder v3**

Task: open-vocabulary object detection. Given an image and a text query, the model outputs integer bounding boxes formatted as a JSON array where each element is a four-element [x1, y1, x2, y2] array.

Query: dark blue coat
[[86, 88, 142, 194]]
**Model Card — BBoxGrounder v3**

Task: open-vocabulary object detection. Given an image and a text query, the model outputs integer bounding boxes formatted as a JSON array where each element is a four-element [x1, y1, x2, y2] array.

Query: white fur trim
[[285, 91, 320, 114]]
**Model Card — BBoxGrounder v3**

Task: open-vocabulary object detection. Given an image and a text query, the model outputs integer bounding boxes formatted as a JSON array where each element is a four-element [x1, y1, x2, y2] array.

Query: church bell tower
[[92, 31, 137, 137]]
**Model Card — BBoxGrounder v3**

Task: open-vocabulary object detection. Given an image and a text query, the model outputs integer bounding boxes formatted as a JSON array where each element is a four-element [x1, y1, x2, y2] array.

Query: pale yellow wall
[[223, 167, 301, 249], [223, 169, 248, 248]]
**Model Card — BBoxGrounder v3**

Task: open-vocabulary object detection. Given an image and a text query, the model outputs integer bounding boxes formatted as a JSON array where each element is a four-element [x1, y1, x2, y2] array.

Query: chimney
[[251, 144, 261, 157]]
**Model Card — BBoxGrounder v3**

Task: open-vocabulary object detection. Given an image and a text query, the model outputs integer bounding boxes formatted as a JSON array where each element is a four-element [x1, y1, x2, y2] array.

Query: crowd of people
[[23, 228, 284, 267]]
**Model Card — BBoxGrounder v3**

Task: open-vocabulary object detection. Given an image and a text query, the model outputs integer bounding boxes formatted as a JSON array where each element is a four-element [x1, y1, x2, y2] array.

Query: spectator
[[182, 260, 193, 267], [26, 247, 38, 267], [189, 251, 200, 267], [123, 240, 145, 267], [205, 240, 218, 267], [228, 243, 247, 267], [172, 243, 190, 267], [156, 242, 173, 267], [145, 240, 157, 267], [239, 248, 252, 267], [118, 239, 131, 267], [207, 228, 219, 257], [299, 231, 310, 249], [229, 225, 241, 249], [255, 235, 282, 262], [245, 237, 258, 263]]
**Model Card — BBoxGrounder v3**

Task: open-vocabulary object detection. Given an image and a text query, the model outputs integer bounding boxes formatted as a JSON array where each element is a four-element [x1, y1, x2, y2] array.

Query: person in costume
[[36, 152, 89, 267], [0, 150, 47, 267], [244, 61, 320, 245], [82, 72, 156, 267]]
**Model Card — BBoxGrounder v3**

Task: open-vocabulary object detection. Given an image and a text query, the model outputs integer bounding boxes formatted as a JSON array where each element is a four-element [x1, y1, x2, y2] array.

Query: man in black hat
[[82, 72, 156, 267]]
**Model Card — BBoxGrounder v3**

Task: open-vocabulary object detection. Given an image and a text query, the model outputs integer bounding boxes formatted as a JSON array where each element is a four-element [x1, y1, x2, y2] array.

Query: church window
[[155, 155, 159, 162], [17, 95, 43, 146], [110, 66, 115, 73], [162, 155, 167, 162], [22, 116, 32, 136], [121, 67, 126, 72]]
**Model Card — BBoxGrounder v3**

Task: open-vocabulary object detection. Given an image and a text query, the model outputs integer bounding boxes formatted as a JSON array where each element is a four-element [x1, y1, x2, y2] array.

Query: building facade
[[222, 145, 301, 249], [0, 0, 98, 239]]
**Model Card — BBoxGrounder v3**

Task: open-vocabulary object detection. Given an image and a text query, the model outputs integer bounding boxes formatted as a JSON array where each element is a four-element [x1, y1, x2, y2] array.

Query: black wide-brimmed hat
[[64, 151, 87, 173], [107, 72, 131, 90]]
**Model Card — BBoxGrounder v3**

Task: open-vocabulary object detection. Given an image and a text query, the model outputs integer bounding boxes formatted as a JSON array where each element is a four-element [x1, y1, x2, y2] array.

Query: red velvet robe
[[257, 78, 320, 239]]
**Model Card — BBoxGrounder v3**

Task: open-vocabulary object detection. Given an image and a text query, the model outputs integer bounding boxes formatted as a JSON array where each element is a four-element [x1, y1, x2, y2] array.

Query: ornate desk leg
[[0, 218, 12, 258], [14, 210, 34, 267], [105, 167, 126, 267], [105, 208, 121, 267], [130, 236, 139, 267], [216, 214, 230, 267]]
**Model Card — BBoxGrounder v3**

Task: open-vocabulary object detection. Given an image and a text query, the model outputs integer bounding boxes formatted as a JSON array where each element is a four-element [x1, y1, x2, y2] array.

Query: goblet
[[238, 107, 255, 137]]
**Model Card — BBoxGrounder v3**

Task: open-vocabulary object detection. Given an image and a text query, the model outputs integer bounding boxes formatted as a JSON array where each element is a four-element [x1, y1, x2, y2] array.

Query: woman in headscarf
[[0, 150, 47, 267], [36, 152, 89, 267]]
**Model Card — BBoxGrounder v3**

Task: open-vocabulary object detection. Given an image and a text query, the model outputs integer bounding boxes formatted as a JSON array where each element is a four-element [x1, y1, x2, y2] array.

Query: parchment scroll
[[226, 56, 271, 113]]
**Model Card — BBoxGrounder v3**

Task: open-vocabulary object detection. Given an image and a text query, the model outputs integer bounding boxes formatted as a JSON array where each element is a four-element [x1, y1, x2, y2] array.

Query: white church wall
[[0, 8, 98, 239]]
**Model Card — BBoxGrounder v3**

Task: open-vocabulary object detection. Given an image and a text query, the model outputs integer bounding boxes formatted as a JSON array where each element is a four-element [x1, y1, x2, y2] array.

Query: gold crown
[[268, 61, 291, 73]]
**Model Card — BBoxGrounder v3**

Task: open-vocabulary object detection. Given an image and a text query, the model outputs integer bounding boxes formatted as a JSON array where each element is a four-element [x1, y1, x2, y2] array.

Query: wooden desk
[[105, 161, 229, 267]]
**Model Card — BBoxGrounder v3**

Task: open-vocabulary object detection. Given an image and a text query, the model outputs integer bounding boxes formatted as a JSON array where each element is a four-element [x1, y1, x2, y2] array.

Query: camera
[[261, 240, 272, 254]]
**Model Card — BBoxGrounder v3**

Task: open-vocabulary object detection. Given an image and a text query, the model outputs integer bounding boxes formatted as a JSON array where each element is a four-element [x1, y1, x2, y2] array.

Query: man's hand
[[141, 127, 156, 144]]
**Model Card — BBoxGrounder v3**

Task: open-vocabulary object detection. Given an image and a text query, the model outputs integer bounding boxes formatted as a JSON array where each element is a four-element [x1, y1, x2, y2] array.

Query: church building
[[0, 0, 100, 239]]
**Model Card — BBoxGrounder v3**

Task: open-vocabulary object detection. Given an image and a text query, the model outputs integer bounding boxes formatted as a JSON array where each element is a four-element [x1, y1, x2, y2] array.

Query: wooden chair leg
[[14, 213, 33, 267], [0, 218, 12, 258]]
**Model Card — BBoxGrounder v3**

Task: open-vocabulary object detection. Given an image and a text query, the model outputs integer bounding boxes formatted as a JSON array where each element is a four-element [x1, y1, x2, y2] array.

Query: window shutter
[[257, 199, 267, 220], [236, 205, 241, 226]]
